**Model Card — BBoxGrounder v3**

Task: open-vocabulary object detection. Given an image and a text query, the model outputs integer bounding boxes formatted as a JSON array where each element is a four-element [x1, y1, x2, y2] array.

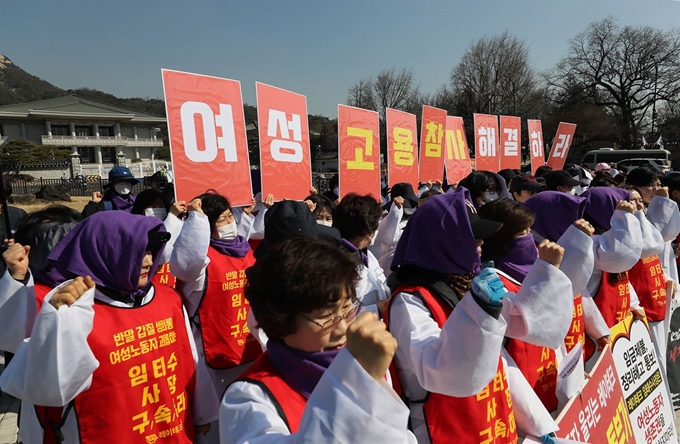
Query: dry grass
[[14, 196, 91, 214]]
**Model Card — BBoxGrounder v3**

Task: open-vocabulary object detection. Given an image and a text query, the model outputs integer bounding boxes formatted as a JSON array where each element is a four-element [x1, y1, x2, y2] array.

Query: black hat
[[255, 200, 341, 258], [147, 229, 171, 253], [465, 203, 503, 239], [544, 170, 581, 190], [509, 175, 546, 194], [385, 182, 419, 215]]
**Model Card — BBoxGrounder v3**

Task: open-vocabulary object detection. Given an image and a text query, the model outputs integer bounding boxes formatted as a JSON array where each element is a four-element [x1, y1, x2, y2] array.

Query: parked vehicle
[[581, 148, 671, 170], [615, 158, 670, 173]]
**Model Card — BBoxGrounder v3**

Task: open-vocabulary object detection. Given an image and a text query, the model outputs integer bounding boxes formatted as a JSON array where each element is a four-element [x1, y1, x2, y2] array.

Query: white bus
[[581, 148, 671, 170]]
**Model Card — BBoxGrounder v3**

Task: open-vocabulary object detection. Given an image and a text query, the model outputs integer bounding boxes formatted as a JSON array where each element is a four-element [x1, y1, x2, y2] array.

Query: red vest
[[235, 352, 307, 433], [628, 255, 666, 322], [34, 282, 53, 307], [66, 285, 195, 443], [594, 271, 631, 328], [388, 285, 518, 444], [153, 262, 177, 288], [248, 238, 263, 252], [497, 275, 558, 412], [193, 247, 261, 369], [564, 294, 586, 354]]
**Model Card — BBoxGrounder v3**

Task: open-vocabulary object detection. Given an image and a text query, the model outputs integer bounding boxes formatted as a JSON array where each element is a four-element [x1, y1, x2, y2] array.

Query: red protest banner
[[161, 69, 252, 205], [256, 82, 312, 201], [444, 116, 472, 185], [338, 105, 381, 199], [386, 108, 419, 192], [556, 347, 634, 443], [527, 119, 545, 175], [473, 114, 500, 172], [418, 106, 446, 182], [546, 122, 577, 170], [499, 116, 521, 171]]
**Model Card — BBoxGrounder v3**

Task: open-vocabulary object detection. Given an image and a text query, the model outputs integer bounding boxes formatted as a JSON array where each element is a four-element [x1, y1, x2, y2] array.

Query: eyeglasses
[[643, 182, 661, 189], [298, 301, 363, 329]]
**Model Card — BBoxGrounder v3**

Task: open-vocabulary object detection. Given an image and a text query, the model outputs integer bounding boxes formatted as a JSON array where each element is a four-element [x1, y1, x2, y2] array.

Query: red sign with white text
[[546, 122, 577, 170], [527, 119, 545, 175], [256, 82, 312, 201], [386, 108, 419, 192], [161, 69, 253, 205], [473, 114, 500, 172], [499, 116, 521, 171], [444, 116, 472, 185], [418, 106, 447, 182], [338, 105, 381, 199]]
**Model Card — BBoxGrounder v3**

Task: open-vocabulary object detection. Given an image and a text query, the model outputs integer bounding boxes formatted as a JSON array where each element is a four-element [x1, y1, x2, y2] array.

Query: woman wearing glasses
[[220, 236, 416, 443]]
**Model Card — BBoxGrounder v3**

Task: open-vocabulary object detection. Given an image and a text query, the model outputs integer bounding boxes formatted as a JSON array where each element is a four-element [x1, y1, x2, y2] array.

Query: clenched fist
[[615, 201, 636, 215], [50, 276, 96, 309], [537, 240, 565, 268], [187, 198, 204, 214], [346, 312, 397, 382], [2, 241, 30, 281], [573, 219, 594, 237], [654, 187, 669, 198]]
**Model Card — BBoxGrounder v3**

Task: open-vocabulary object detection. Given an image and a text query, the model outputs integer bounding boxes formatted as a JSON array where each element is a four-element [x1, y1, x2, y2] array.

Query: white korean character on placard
[[267, 110, 303, 163], [180, 101, 238, 163], [530, 130, 543, 158], [503, 128, 518, 157], [478, 126, 496, 157]]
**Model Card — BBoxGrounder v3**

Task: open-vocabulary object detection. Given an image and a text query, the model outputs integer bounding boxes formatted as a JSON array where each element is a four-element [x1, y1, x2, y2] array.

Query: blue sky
[[0, 0, 678, 117]]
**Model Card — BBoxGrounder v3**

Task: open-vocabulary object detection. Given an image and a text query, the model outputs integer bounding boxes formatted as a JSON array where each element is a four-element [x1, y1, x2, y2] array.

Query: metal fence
[[9, 176, 169, 198]]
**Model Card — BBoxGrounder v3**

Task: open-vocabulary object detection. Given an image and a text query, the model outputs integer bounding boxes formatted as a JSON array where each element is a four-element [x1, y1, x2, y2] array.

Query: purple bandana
[[105, 188, 136, 212], [340, 239, 369, 267], [267, 340, 340, 399], [392, 188, 480, 274], [209, 235, 251, 258], [581, 188, 631, 231], [47, 211, 167, 298], [524, 191, 587, 242], [494, 234, 538, 283]]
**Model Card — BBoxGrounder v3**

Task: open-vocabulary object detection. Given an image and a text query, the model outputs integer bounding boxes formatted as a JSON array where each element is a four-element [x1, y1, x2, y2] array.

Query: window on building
[[75, 126, 92, 137], [52, 125, 70, 136], [99, 126, 114, 137], [102, 147, 117, 163], [78, 147, 96, 164]]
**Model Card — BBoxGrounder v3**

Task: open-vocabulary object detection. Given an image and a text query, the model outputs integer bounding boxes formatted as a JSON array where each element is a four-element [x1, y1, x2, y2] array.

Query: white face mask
[[317, 220, 332, 227], [144, 207, 167, 220], [482, 191, 499, 204], [370, 231, 377, 246], [217, 221, 238, 241], [114, 181, 132, 196], [568, 188, 577, 196], [333, 187, 339, 196]]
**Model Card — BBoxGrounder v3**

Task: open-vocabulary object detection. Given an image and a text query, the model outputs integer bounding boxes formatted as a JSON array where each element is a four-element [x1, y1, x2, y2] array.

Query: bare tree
[[346, 78, 376, 111], [547, 17, 680, 149], [346, 67, 420, 119], [450, 31, 540, 119]]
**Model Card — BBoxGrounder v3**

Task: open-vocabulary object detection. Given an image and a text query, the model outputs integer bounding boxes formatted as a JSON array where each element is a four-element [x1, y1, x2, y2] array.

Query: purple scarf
[[494, 234, 538, 283], [105, 189, 136, 212], [581, 188, 631, 231], [524, 191, 587, 242], [267, 340, 340, 399], [209, 235, 250, 258], [47, 211, 166, 299], [340, 239, 368, 267]]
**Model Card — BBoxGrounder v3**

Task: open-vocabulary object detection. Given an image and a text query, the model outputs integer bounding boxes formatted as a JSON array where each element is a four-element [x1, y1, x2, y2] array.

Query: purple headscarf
[[104, 188, 136, 212], [210, 235, 251, 258], [392, 188, 480, 274], [494, 234, 538, 283], [525, 191, 587, 242], [581, 188, 631, 231], [47, 211, 167, 298]]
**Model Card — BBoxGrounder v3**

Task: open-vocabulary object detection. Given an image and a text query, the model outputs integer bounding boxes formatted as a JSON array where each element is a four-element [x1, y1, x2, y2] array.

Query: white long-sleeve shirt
[[0, 270, 33, 353], [0, 282, 219, 444], [647, 195, 680, 284], [389, 259, 571, 443], [220, 348, 417, 443], [376, 203, 407, 276]]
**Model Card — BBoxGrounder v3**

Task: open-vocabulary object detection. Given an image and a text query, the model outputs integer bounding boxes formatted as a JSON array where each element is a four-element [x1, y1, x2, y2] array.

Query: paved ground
[[0, 354, 20, 444]]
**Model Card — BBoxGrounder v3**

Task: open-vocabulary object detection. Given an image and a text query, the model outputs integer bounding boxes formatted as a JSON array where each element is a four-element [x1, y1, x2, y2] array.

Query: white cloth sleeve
[[0, 281, 98, 407], [250, 204, 268, 240], [0, 269, 33, 353], [169, 211, 211, 299], [158, 214, 185, 264], [219, 348, 416, 443], [629, 284, 642, 311], [556, 225, 595, 298], [376, 203, 403, 247], [501, 260, 573, 349], [234, 207, 255, 241], [592, 211, 643, 273], [582, 288, 611, 340], [389, 291, 507, 397], [647, 196, 680, 242], [634, 210, 666, 258]]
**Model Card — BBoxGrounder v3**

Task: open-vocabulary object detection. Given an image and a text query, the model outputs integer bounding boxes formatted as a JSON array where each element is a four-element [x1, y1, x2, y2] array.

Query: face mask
[[370, 231, 377, 246], [568, 188, 577, 196], [217, 221, 238, 241], [317, 220, 333, 227], [114, 182, 132, 196], [482, 191, 499, 204], [333, 187, 339, 196], [144, 207, 167, 220]]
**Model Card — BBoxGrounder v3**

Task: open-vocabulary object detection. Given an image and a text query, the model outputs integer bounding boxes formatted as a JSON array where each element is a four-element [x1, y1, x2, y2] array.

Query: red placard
[[386, 108, 419, 192], [556, 347, 633, 443], [444, 116, 472, 185], [527, 119, 545, 175], [546, 122, 577, 170], [161, 69, 252, 205], [338, 105, 380, 199], [256, 82, 312, 201], [473, 113, 500, 172], [499, 116, 521, 171], [418, 106, 447, 182]]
